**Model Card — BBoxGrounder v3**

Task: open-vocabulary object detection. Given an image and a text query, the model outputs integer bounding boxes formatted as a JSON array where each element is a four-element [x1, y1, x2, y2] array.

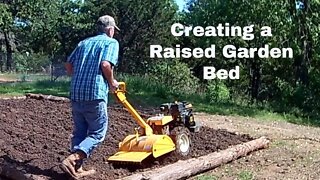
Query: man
[[61, 15, 120, 179]]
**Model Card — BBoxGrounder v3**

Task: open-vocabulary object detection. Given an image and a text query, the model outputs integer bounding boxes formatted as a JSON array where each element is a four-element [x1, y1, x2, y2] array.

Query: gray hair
[[97, 24, 114, 33]]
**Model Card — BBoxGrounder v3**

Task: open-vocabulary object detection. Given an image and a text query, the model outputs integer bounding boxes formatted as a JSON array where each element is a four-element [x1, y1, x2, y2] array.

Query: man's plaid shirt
[[67, 34, 119, 102]]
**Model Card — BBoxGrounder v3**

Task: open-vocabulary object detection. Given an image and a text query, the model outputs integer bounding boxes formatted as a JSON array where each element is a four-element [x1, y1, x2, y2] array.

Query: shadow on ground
[[0, 155, 68, 180]]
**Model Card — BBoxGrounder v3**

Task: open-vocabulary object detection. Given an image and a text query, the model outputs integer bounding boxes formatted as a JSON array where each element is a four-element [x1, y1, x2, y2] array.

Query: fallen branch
[[0, 96, 26, 100], [120, 136, 270, 180], [26, 93, 69, 102]]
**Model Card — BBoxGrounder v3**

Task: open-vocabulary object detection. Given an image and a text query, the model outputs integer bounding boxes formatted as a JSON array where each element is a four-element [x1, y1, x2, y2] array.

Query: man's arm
[[65, 62, 73, 76], [101, 61, 118, 91], [101, 40, 120, 91], [101, 61, 115, 84]]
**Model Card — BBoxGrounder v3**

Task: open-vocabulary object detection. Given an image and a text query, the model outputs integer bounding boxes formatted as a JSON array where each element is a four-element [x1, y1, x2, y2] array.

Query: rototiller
[[107, 82, 200, 163]]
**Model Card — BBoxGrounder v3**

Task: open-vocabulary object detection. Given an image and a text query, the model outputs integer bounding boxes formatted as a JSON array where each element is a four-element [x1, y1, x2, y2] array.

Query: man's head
[[97, 15, 120, 38]]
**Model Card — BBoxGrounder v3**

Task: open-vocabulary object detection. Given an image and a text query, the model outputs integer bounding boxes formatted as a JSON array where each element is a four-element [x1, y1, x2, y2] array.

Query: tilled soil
[[0, 98, 253, 180]]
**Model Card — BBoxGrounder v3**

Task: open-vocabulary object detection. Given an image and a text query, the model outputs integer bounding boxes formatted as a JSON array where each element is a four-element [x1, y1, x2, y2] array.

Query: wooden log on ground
[[0, 96, 26, 100], [120, 136, 270, 180], [26, 93, 69, 102]]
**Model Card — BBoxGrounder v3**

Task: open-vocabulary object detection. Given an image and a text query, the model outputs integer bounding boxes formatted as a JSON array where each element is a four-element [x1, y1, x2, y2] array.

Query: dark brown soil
[[0, 98, 253, 180]]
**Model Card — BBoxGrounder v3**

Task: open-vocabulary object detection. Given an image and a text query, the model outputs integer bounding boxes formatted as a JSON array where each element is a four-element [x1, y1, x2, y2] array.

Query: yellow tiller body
[[107, 82, 176, 163]]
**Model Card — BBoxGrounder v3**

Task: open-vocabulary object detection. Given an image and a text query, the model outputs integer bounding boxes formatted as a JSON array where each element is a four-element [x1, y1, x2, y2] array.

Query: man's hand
[[109, 79, 119, 92]]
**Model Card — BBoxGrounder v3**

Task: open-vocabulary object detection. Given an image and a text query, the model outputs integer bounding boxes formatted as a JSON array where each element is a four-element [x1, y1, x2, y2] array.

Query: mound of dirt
[[0, 98, 253, 180]]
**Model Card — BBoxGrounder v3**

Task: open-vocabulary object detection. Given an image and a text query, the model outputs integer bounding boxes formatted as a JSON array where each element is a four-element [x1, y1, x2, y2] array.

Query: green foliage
[[117, 72, 185, 102], [14, 52, 49, 73], [117, 73, 165, 95], [181, 0, 320, 119], [0, 3, 12, 31], [206, 80, 230, 103], [150, 60, 200, 95], [84, 0, 179, 73]]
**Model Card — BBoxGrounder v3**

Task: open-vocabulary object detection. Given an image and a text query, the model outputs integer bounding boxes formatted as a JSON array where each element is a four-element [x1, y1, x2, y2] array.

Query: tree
[[182, 0, 320, 107], [85, 0, 179, 73], [0, 2, 14, 71]]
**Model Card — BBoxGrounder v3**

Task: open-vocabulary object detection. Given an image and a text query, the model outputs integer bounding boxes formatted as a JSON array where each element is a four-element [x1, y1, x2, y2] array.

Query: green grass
[[194, 101, 303, 122], [271, 140, 288, 147], [0, 79, 70, 97], [0, 72, 52, 81], [238, 171, 254, 180], [196, 175, 218, 180], [0, 73, 318, 127]]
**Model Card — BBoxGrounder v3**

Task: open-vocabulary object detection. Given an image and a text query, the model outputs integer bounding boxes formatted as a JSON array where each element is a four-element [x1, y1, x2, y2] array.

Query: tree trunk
[[61, 32, 68, 62], [0, 51, 3, 72], [293, 0, 311, 86], [0, 33, 3, 72], [249, 60, 261, 102], [3, 31, 13, 71], [121, 136, 270, 180]]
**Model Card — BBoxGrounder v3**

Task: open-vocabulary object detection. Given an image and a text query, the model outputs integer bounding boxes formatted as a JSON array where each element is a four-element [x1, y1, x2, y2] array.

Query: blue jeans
[[70, 99, 108, 158]]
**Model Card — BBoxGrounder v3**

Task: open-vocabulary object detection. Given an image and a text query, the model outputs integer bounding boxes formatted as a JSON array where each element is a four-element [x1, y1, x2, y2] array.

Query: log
[[0, 96, 26, 100], [25, 93, 69, 102], [120, 136, 270, 180]]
